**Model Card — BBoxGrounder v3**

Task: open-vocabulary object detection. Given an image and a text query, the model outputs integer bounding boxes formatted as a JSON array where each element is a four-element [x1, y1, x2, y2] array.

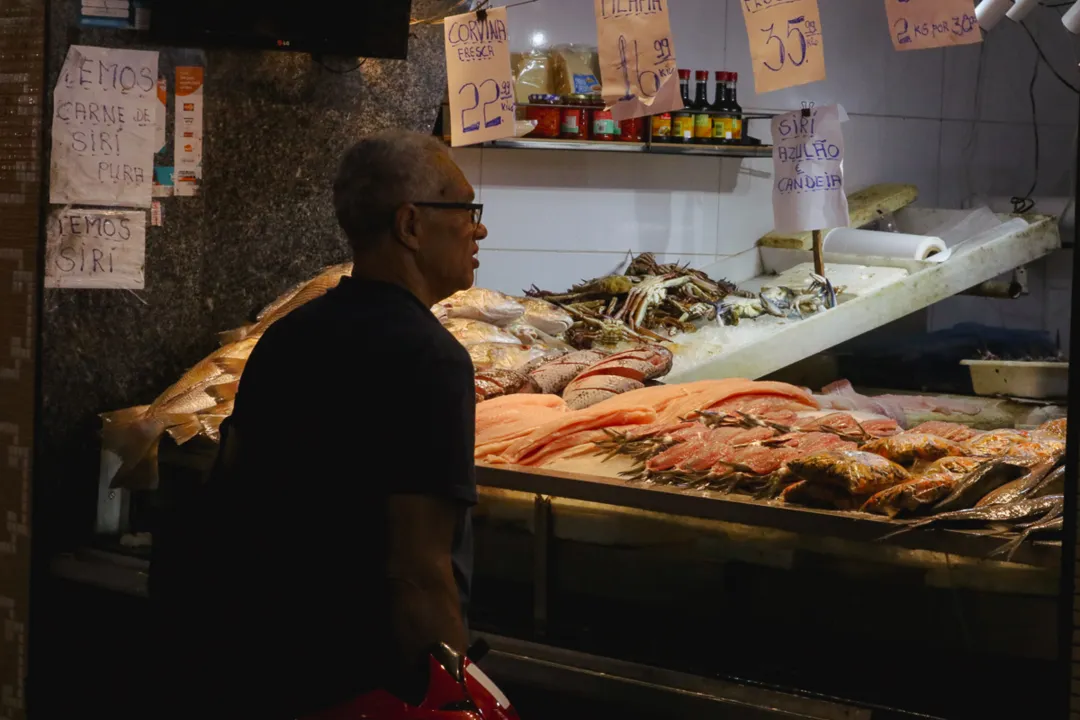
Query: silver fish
[[931, 458, 1029, 514], [882, 495, 1064, 541]]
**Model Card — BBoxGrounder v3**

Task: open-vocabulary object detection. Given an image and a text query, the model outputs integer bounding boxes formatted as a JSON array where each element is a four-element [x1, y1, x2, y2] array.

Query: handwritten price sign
[[771, 105, 849, 233], [885, 0, 981, 51], [444, 7, 516, 147], [595, 0, 683, 122], [740, 0, 826, 95]]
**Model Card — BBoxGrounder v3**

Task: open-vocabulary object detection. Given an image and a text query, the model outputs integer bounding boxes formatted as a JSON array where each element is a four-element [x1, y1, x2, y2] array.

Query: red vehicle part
[[305, 643, 519, 720]]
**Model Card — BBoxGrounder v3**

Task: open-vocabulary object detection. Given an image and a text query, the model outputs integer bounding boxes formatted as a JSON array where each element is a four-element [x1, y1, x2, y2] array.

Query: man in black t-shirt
[[150, 130, 488, 719]]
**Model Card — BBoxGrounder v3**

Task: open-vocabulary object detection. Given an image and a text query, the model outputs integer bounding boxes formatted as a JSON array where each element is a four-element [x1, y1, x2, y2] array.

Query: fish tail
[[100, 413, 167, 490], [208, 380, 239, 402], [212, 356, 247, 375], [165, 415, 203, 446], [100, 405, 151, 425], [217, 325, 253, 346], [989, 532, 1028, 561], [878, 517, 935, 541]]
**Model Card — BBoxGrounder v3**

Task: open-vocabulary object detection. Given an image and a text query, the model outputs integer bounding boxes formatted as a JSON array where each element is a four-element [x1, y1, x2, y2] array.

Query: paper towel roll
[[1006, 0, 1039, 20], [824, 228, 950, 263], [1063, 2, 1080, 34], [975, 0, 1012, 29]]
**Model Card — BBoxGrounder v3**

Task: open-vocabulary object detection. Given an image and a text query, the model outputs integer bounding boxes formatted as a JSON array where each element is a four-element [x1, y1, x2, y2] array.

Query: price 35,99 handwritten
[[740, 0, 827, 94]]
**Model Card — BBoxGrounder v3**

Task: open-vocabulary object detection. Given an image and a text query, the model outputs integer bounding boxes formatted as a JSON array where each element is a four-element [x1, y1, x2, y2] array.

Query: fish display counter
[[85, 249, 1072, 718]]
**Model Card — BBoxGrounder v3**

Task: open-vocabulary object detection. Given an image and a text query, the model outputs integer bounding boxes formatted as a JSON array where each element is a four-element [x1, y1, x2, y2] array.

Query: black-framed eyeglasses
[[412, 201, 484, 228]]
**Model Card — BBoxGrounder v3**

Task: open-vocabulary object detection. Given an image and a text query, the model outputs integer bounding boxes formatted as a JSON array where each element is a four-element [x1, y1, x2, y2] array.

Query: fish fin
[[99, 405, 151, 425], [165, 416, 203, 446], [100, 411, 168, 489], [108, 435, 162, 490], [989, 532, 1028, 561], [212, 356, 248, 375], [208, 381, 239, 402], [217, 326, 252, 346], [877, 518, 935, 541]]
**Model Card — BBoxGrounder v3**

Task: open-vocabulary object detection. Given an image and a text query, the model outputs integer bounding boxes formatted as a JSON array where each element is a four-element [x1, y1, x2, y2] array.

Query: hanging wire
[[410, 0, 540, 25]]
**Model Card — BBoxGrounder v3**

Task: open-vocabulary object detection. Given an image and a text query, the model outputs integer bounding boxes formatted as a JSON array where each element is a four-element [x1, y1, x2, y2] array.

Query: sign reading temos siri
[[45, 208, 146, 289], [740, 0, 826, 94], [444, 7, 516, 147]]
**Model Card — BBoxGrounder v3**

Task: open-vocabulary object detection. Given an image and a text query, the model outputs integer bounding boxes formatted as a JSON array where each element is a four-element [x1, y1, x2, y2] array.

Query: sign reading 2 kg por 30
[[444, 7, 516, 147], [884, 0, 981, 52], [740, 0, 826, 95]]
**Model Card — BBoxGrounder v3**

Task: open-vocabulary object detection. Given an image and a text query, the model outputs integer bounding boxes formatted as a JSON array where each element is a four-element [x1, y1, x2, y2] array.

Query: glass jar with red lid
[[619, 116, 644, 142], [560, 94, 589, 140], [526, 94, 562, 139]]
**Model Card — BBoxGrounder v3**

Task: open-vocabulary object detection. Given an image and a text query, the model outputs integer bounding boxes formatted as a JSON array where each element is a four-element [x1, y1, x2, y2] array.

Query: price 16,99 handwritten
[[740, 0, 827, 94]]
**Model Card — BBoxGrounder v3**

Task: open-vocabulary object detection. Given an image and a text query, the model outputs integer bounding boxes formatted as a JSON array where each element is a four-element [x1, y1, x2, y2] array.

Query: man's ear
[[393, 204, 422, 252]]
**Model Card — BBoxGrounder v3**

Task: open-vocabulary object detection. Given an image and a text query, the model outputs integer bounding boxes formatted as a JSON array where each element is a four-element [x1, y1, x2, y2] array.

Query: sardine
[[929, 458, 1029, 514], [975, 458, 1060, 507], [882, 495, 1063, 540]]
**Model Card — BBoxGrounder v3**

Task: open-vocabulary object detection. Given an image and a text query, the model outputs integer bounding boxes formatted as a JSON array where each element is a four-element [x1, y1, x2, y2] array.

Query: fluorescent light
[[975, 0, 1012, 30], [530, 31, 546, 48]]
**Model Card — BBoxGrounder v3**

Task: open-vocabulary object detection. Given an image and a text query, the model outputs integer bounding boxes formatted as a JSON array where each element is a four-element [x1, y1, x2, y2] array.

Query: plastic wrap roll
[[824, 228, 950, 262], [975, 0, 1012, 29], [1064, 3, 1080, 34], [1006, 0, 1038, 20]]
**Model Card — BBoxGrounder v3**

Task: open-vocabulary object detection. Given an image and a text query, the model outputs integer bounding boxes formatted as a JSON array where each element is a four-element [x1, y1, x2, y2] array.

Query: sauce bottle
[[711, 72, 732, 145], [671, 69, 694, 144], [726, 72, 743, 143], [692, 70, 713, 144]]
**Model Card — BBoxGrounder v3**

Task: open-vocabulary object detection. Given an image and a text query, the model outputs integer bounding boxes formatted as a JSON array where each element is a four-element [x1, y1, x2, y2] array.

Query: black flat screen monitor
[[147, 0, 413, 59]]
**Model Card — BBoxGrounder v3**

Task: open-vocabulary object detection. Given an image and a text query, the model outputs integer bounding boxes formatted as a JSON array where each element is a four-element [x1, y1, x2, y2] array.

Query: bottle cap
[[715, 71, 726, 81], [695, 70, 709, 81], [678, 69, 691, 79], [730, 71, 738, 82]]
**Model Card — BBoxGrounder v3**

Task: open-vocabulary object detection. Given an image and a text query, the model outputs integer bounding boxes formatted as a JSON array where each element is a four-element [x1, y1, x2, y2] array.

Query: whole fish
[[882, 495, 1063, 540], [1030, 465, 1066, 499], [219, 263, 353, 344], [930, 458, 1029, 514], [975, 458, 1060, 507], [990, 511, 1065, 561]]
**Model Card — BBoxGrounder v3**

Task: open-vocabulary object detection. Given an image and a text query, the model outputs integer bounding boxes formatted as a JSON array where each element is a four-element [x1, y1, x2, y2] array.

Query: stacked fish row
[[102, 263, 356, 490], [435, 286, 678, 410]]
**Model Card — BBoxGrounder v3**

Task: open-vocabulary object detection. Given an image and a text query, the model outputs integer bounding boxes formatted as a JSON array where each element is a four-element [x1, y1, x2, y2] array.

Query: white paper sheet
[[45, 207, 146, 289], [49, 45, 159, 208], [771, 104, 849, 234]]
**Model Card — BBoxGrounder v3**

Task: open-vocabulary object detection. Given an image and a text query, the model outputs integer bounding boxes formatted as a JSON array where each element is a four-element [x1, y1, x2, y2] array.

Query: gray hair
[[333, 130, 449, 250]]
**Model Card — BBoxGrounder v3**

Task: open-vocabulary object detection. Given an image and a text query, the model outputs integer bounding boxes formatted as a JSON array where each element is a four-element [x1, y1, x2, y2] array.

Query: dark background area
[[38, 0, 451, 551]]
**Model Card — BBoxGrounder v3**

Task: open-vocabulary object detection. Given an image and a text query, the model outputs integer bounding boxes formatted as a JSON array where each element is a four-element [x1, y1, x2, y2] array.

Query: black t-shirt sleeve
[[384, 338, 477, 505]]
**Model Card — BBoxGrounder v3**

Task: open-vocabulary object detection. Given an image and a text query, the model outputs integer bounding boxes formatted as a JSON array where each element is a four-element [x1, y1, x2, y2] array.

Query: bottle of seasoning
[[619, 116, 644, 142], [671, 69, 694, 144], [650, 112, 672, 143], [692, 70, 713, 144], [726, 71, 744, 144], [711, 72, 732, 145], [560, 94, 589, 140]]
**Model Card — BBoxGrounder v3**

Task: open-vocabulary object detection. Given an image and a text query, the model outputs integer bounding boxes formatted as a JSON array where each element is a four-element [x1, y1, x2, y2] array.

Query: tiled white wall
[[460, 0, 1078, 344]]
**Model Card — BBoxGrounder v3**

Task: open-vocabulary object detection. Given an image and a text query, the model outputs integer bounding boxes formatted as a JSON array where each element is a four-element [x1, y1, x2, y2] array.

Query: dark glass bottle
[[710, 71, 731, 145], [671, 69, 694, 144], [692, 70, 713, 144], [726, 71, 744, 144]]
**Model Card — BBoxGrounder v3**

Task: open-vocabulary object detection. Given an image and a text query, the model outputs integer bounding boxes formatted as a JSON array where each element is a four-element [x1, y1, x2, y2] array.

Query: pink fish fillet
[[499, 402, 658, 466]]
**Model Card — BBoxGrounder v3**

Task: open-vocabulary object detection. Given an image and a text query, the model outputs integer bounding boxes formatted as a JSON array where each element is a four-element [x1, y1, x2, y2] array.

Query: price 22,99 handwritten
[[459, 79, 514, 134], [616, 35, 676, 101], [761, 15, 820, 73]]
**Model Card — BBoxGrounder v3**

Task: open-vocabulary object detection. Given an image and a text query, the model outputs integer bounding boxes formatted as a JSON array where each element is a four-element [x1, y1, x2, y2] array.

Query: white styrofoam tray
[[960, 360, 1069, 400]]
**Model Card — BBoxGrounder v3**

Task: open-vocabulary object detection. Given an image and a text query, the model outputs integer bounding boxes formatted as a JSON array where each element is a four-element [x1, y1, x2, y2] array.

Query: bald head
[[333, 130, 452, 251]]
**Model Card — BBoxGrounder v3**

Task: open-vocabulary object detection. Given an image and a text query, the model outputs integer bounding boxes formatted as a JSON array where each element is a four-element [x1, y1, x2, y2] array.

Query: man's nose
[[474, 222, 489, 240]]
